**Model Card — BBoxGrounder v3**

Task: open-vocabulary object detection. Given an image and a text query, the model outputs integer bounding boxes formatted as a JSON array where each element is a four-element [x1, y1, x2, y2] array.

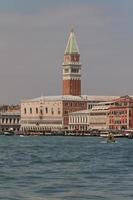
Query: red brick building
[[63, 98, 87, 128]]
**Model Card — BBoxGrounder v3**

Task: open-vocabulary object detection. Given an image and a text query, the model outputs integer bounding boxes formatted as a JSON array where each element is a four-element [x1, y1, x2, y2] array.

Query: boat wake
[[101, 140, 118, 144]]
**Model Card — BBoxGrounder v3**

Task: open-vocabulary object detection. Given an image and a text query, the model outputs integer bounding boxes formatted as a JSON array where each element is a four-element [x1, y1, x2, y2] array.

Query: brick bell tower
[[62, 29, 81, 96]]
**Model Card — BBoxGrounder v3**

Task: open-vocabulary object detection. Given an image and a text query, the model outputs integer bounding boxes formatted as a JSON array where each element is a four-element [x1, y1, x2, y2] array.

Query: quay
[[1, 130, 96, 136], [7, 129, 131, 138]]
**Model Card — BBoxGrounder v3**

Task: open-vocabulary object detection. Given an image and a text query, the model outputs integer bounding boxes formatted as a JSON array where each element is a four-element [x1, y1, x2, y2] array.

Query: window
[[17, 118, 19, 124], [71, 68, 79, 73], [30, 108, 32, 114], [51, 108, 54, 115], [64, 69, 69, 73], [24, 108, 26, 114], [58, 108, 61, 115], [86, 117, 87, 123], [36, 108, 38, 114], [64, 110, 68, 114], [88, 105, 92, 109], [73, 117, 74, 123], [129, 110, 132, 117], [45, 107, 48, 113]]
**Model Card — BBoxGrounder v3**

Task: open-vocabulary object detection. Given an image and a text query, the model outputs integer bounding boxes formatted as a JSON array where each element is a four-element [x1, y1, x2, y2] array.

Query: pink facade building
[[108, 96, 133, 130]]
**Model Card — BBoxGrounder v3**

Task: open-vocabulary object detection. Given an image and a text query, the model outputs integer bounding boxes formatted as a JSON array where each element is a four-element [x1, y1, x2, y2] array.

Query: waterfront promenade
[[0, 129, 131, 138]]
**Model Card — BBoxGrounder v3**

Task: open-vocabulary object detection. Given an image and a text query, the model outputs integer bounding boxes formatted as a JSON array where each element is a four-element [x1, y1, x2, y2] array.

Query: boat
[[3, 128, 15, 136], [107, 133, 116, 143], [19, 135, 24, 137], [127, 133, 133, 139], [3, 131, 15, 136]]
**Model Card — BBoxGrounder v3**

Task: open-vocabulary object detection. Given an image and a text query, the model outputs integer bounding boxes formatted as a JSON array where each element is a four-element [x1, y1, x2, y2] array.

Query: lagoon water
[[0, 136, 133, 200]]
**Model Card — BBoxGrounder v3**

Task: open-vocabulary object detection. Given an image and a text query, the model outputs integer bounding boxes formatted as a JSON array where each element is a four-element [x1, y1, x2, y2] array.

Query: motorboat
[[107, 133, 116, 143], [3, 131, 15, 136], [3, 128, 15, 136]]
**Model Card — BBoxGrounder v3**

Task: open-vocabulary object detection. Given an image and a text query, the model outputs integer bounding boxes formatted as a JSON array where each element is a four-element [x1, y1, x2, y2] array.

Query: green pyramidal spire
[[65, 29, 80, 55]]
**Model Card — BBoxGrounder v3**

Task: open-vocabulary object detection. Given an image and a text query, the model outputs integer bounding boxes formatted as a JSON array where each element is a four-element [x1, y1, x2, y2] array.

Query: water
[[0, 136, 133, 200]]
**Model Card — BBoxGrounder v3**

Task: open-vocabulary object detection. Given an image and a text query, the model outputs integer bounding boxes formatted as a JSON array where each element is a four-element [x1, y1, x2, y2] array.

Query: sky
[[0, 0, 133, 104]]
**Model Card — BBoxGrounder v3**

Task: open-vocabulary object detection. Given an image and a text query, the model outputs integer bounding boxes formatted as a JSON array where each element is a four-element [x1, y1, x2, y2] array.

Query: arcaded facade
[[21, 96, 87, 132], [69, 110, 90, 131], [0, 110, 20, 132]]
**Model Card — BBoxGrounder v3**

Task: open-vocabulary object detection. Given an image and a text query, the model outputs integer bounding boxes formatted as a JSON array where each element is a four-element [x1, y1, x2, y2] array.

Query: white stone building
[[89, 105, 110, 130], [69, 109, 90, 131], [21, 95, 87, 132], [0, 110, 20, 132], [68, 102, 115, 131]]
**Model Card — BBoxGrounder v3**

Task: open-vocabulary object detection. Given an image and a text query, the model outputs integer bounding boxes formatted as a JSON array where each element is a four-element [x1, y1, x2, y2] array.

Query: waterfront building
[[68, 96, 133, 132], [89, 96, 133, 131], [21, 95, 120, 132], [69, 109, 90, 131], [68, 102, 111, 131], [89, 105, 110, 130], [21, 96, 87, 132], [0, 108, 20, 132], [108, 95, 133, 130]]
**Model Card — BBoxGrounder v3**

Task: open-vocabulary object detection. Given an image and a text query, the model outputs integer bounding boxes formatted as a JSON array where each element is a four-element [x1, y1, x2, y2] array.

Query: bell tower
[[62, 29, 81, 96]]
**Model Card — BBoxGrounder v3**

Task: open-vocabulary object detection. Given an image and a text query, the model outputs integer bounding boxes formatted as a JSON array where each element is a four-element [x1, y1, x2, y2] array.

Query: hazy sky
[[0, 0, 133, 104]]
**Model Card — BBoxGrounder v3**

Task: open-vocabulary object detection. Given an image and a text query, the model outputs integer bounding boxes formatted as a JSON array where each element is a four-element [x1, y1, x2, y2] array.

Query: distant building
[[89, 105, 110, 130], [68, 96, 133, 131], [21, 95, 120, 132], [0, 104, 20, 113], [69, 109, 90, 131], [69, 103, 111, 131], [0, 106, 20, 132], [21, 96, 87, 132], [108, 95, 133, 130], [89, 96, 133, 130]]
